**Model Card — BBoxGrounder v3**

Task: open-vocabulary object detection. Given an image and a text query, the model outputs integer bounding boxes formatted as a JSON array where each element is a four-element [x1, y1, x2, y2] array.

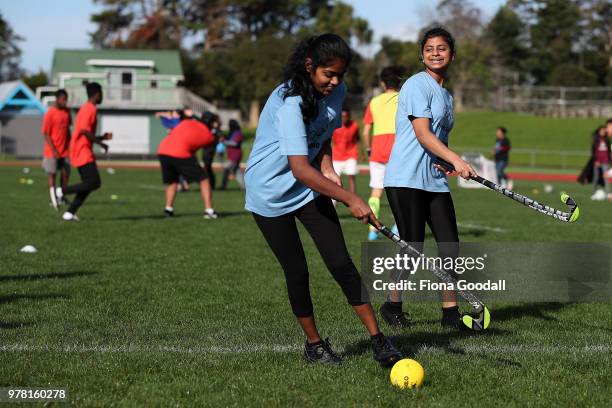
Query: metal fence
[[454, 146, 590, 169], [461, 85, 612, 118]]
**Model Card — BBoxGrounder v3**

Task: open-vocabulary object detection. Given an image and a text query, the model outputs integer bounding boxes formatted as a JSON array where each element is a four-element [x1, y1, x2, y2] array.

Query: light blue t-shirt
[[384, 71, 454, 192], [245, 82, 346, 216]]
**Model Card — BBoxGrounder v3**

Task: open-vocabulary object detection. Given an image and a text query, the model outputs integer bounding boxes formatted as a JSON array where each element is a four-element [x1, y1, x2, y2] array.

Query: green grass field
[[241, 111, 604, 168], [2, 166, 612, 407]]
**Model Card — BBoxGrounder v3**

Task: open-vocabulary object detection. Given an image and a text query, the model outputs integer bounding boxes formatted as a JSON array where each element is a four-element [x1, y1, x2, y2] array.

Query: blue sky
[[2, 0, 506, 73]]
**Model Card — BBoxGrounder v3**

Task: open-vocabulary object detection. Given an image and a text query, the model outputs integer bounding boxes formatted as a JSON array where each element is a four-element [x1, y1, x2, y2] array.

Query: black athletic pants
[[253, 195, 368, 317], [63, 162, 101, 214], [385, 187, 459, 260], [202, 146, 216, 189]]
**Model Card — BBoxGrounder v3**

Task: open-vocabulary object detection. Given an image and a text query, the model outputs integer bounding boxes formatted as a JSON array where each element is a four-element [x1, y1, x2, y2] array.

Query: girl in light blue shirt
[[382, 27, 478, 330], [245, 34, 402, 366]]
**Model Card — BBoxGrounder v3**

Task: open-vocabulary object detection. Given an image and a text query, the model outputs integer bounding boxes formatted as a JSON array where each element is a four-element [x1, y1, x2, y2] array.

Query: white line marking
[[458, 223, 506, 233], [1, 343, 610, 355], [137, 184, 166, 191], [0, 344, 301, 354]]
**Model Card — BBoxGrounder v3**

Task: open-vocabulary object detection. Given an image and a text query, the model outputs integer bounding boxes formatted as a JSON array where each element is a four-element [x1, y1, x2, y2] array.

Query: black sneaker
[[304, 338, 343, 365], [441, 308, 468, 331], [380, 303, 411, 328], [164, 208, 174, 217], [371, 333, 403, 368]]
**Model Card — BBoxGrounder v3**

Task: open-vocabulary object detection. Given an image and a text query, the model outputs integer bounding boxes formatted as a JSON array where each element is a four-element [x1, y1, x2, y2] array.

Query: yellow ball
[[390, 359, 425, 389]]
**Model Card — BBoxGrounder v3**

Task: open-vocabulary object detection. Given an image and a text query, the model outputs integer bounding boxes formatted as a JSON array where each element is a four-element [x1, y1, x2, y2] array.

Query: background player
[[41, 89, 71, 209], [363, 66, 404, 240], [55, 82, 112, 221], [157, 113, 220, 219], [332, 105, 360, 194]]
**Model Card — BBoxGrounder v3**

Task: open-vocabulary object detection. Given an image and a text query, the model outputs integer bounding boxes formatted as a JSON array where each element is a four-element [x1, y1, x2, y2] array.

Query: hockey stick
[[435, 158, 580, 223], [369, 221, 491, 331]]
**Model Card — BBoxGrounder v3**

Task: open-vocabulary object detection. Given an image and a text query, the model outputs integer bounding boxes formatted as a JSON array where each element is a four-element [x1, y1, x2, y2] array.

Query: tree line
[[1, 0, 610, 116]]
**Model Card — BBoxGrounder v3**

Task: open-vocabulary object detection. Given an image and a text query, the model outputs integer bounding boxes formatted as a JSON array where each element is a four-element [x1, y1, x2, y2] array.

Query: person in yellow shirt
[[363, 66, 404, 240]]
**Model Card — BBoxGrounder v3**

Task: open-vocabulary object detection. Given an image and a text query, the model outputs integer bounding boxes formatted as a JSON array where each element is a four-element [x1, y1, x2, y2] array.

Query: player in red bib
[[41, 89, 72, 209], [331, 106, 360, 193], [55, 82, 112, 221], [157, 114, 219, 219]]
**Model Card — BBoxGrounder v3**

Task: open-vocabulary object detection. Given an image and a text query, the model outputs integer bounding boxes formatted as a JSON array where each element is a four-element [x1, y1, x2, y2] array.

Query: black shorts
[[158, 155, 207, 184]]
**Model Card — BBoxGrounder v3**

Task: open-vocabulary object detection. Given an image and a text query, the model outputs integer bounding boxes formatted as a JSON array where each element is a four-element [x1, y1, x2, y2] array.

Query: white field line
[[457, 223, 506, 233], [137, 184, 166, 191], [1, 343, 610, 355]]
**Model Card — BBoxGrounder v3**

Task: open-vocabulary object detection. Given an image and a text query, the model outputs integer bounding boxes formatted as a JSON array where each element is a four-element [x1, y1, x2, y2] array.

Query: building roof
[[51, 49, 183, 79], [0, 81, 46, 115]]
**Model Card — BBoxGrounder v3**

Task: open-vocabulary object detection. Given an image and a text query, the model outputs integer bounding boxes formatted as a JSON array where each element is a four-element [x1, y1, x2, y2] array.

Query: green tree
[[313, 1, 371, 44], [434, 0, 483, 42], [90, 0, 183, 49], [577, 0, 612, 85], [528, 0, 583, 85], [0, 12, 23, 82], [21, 69, 48, 90], [447, 40, 496, 111], [375, 37, 420, 77], [89, 0, 372, 122], [485, 5, 527, 80], [90, 6, 134, 48], [508, 0, 607, 85]]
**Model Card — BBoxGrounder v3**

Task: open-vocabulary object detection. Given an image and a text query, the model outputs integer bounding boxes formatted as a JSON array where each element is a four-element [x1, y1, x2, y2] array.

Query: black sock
[[370, 333, 384, 341], [385, 301, 403, 314], [442, 306, 460, 320], [306, 339, 323, 346]]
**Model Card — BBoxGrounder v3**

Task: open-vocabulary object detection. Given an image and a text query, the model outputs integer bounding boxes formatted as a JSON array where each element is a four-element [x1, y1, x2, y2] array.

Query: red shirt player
[[56, 82, 112, 221], [41, 89, 72, 209], [331, 107, 360, 193], [157, 116, 219, 219]]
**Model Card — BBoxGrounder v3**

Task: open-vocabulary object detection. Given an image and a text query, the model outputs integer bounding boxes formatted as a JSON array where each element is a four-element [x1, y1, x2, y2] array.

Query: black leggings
[[385, 187, 459, 259], [63, 162, 101, 214], [253, 195, 368, 317]]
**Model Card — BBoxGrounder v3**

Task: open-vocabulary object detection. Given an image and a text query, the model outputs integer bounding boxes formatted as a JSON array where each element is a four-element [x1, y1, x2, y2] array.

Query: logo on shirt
[[308, 142, 320, 149]]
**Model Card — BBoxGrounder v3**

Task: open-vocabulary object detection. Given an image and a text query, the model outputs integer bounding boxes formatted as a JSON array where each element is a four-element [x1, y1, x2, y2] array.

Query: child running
[[41, 89, 71, 209], [382, 27, 476, 329], [363, 66, 404, 240], [331, 106, 360, 194], [55, 82, 112, 221], [157, 114, 220, 219], [245, 34, 402, 366]]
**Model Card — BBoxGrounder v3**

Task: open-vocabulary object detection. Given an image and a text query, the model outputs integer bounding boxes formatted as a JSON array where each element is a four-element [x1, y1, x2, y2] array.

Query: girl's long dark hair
[[282, 33, 352, 123], [229, 119, 241, 134]]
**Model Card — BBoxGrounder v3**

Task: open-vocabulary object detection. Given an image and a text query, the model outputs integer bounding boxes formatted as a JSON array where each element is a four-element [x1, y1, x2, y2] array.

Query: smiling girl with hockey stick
[[382, 27, 477, 330]]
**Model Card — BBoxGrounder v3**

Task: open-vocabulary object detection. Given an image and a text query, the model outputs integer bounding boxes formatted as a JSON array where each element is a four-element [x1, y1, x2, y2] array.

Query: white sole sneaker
[[203, 210, 219, 219], [62, 212, 80, 221]]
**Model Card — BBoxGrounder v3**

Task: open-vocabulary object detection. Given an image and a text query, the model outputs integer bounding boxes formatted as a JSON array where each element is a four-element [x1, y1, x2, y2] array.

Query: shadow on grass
[[104, 211, 248, 221], [0, 293, 69, 305], [490, 302, 568, 322], [0, 271, 97, 282], [344, 327, 521, 367], [1, 292, 72, 330], [0, 321, 33, 329]]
